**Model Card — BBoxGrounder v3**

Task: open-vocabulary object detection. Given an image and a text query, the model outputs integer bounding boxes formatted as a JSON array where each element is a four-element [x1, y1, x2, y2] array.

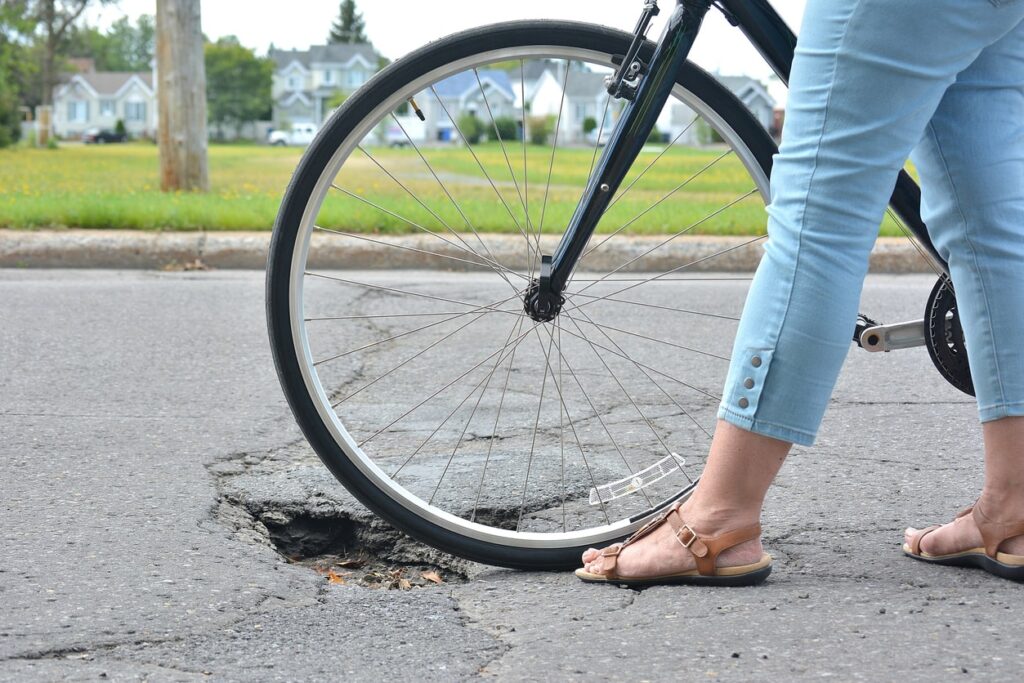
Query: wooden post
[[156, 0, 209, 192]]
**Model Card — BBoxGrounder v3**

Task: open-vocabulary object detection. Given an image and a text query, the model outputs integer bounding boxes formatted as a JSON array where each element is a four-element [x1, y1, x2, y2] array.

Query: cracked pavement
[[2, 269, 1023, 681]]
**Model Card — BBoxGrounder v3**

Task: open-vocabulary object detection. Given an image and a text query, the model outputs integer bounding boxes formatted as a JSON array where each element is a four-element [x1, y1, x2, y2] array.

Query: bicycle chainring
[[924, 276, 975, 397]]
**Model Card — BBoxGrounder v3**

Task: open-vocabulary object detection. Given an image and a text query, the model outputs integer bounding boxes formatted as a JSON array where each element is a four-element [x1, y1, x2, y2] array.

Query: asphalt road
[[2, 269, 1022, 681]]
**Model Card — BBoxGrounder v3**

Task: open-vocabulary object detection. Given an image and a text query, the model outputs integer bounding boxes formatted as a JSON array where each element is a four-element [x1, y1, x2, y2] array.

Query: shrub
[[457, 112, 484, 144], [583, 116, 598, 135], [114, 119, 127, 138], [528, 115, 555, 146], [490, 115, 518, 142], [647, 125, 664, 144]]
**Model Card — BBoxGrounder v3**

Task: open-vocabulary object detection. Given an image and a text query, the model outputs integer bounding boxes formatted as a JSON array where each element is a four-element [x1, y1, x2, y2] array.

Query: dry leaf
[[397, 578, 413, 591], [420, 570, 443, 585], [336, 558, 365, 569], [326, 570, 348, 585]]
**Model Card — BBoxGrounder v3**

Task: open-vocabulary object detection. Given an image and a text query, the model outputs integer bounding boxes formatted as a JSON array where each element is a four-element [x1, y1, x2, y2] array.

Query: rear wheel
[[267, 20, 777, 569]]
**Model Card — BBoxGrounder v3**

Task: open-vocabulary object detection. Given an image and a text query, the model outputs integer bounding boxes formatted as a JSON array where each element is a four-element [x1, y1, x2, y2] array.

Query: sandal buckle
[[676, 524, 698, 548]]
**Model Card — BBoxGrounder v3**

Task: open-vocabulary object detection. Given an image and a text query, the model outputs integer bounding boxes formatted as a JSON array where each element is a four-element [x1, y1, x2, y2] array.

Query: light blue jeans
[[718, 0, 1024, 446]]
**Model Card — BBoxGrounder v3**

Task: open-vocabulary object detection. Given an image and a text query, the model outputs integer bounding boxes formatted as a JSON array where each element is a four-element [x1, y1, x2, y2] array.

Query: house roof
[[432, 69, 515, 101], [84, 72, 152, 95], [717, 75, 775, 107], [270, 43, 378, 69], [563, 70, 608, 99]]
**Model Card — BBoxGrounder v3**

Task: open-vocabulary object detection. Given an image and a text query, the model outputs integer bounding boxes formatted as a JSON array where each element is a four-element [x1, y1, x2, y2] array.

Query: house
[[662, 75, 776, 145], [411, 69, 517, 143], [270, 43, 380, 128], [51, 59, 157, 139], [529, 65, 625, 144]]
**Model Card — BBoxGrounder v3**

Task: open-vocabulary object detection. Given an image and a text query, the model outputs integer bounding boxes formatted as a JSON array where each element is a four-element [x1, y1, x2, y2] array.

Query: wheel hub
[[924, 275, 974, 397], [523, 254, 565, 323]]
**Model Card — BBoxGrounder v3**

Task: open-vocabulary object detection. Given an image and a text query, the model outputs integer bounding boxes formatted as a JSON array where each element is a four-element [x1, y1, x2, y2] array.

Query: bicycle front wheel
[[267, 20, 776, 569]]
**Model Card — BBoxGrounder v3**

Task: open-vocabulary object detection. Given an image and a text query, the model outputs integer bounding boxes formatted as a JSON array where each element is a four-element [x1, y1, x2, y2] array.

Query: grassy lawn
[[0, 142, 904, 235]]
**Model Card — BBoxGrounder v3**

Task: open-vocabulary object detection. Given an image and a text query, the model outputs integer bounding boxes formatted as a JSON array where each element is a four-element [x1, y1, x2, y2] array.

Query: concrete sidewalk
[[0, 229, 936, 272]]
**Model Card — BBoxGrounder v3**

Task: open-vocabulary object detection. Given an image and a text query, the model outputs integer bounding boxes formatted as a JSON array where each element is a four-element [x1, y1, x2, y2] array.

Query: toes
[[581, 548, 599, 564], [904, 527, 918, 547]]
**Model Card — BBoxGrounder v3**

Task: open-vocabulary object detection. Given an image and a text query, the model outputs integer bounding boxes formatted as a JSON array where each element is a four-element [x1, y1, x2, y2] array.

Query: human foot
[[576, 503, 771, 586], [904, 500, 1024, 580]]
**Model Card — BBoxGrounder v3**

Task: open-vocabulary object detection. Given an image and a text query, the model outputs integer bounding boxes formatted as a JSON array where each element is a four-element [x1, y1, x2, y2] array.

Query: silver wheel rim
[[286, 44, 771, 549]]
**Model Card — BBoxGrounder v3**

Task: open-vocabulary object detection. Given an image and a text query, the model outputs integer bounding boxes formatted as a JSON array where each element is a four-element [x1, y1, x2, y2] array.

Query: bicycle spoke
[[537, 60, 572, 244], [555, 318, 567, 532], [313, 292, 521, 367], [428, 315, 527, 505], [332, 310, 497, 406], [566, 307, 711, 446], [565, 289, 739, 322], [570, 192, 762, 301], [370, 319, 536, 452], [567, 233, 767, 316], [582, 149, 738, 263], [329, 184, 516, 282], [547, 322, 656, 508], [524, 323, 611, 527], [520, 60, 532, 281], [559, 311, 692, 479], [605, 114, 701, 213], [306, 271, 524, 313], [315, 225, 529, 279], [426, 86, 536, 268], [390, 112, 516, 280], [560, 313, 730, 361]]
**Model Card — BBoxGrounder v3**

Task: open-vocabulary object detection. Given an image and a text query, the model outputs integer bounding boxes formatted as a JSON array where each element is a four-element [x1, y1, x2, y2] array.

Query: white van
[[268, 122, 318, 147]]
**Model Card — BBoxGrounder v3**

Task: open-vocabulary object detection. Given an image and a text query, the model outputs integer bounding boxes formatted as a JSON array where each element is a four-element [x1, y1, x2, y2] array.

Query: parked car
[[268, 122, 318, 147], [383, 115, 427, 147], [83, 128, 127, 144]]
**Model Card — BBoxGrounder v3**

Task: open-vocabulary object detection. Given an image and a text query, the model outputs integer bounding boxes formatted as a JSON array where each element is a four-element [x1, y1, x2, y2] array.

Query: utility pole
[[156, 0, 208, 192]]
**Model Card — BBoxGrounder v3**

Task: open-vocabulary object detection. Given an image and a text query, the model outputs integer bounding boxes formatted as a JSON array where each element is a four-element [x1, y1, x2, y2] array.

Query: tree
[[156, 0, 208, 191], [21, 0, 114, 106], [327, 0, 366, 44], [65, 14, 155, 71], [457, 112, 483, 145], [205, 36, 272, 138], [0, 2, 36, 146]]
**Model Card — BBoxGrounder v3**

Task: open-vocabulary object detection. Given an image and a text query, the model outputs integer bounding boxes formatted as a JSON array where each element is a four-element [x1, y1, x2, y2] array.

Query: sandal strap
[[663, 507, 761, 576], [907, 525, 941, 555], [973, 502, 1024, 559]]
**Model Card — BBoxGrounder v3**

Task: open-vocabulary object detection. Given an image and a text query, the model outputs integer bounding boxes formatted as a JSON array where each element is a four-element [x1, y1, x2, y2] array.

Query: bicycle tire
[[267, 20, 778, 570]]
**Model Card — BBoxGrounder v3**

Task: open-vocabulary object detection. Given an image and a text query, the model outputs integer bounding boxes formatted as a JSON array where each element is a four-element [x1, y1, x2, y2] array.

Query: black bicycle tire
[[266, 19, 779, 570]]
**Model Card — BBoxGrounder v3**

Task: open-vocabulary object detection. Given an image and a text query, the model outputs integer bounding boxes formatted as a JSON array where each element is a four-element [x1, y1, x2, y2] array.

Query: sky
[[85, 0, 809, 104]]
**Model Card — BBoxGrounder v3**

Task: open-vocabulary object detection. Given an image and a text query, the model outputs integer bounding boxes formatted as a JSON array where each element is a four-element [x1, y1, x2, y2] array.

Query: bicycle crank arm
[[858, 319, 926, 352]]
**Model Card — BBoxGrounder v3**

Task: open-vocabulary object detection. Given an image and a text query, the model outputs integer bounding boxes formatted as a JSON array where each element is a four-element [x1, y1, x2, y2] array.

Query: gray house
[[414, 69, 517, 142], [270, 43, 380, 128], [52, 64, 156, 139]]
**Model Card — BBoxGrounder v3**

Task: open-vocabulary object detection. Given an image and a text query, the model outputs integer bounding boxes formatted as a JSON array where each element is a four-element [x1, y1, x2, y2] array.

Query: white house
[[662, 74, 776, 144], [270, 43, 380, 128], [52, 62, 157, 139], [529, 65, 625, 144], [412, 69, 517, 143]]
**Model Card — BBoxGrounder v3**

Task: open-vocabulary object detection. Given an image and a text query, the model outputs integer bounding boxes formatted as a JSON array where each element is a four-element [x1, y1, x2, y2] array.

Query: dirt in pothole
[[298, 554, 453, 590]]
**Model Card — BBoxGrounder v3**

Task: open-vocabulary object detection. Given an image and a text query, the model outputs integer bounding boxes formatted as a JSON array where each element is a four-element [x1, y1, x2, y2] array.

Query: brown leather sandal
[[903, 502, 1024, 581], [574, 503, 772, 587]]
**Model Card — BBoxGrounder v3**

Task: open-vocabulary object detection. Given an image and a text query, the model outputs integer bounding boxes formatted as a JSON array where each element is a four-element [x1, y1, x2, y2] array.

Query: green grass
[[0, 141, 904, 235]]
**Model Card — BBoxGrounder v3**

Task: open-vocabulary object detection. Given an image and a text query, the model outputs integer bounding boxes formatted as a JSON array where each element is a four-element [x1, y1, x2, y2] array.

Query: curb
[[0, 229, 937, 273]]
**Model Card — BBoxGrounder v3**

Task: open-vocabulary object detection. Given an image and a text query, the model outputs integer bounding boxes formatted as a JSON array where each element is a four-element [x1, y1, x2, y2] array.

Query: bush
[[647, 125, 664, 144], [457, 112, 484, 144], [583, 116, 598, 135], [528, 115, 555, 146], [114, 119, 127, 138], [490, 115, 518, 142]]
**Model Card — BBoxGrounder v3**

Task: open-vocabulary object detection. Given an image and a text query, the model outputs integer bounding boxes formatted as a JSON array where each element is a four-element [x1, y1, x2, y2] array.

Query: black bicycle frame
[[542, 0, 945, 300]]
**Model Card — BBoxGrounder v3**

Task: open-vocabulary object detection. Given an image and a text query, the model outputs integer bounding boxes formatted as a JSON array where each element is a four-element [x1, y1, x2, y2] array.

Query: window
[[348, 70, 363, 88], [67, 100, 89, 123], [323, 69, 334, 85], [575, 103, 587, 121], [288, 75, 301, 90], [125, 101, 146, 122], [100, 100, 116, 117]]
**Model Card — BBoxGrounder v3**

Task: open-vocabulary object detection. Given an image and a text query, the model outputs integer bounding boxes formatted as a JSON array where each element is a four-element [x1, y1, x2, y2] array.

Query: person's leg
[[903, 21, 1024, 556], [583, 0, 1024, 578]]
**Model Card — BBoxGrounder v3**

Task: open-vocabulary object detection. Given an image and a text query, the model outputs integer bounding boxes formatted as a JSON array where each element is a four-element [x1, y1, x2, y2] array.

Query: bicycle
[[266, 0, 971, 570]]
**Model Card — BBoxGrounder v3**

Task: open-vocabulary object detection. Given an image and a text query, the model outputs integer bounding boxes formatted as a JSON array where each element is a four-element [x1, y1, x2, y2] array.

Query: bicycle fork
[[523, 0, 715, 323]]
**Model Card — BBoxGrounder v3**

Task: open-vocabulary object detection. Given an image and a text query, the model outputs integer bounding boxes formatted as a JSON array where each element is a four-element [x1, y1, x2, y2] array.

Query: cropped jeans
[[718, 0, 1024, 446]]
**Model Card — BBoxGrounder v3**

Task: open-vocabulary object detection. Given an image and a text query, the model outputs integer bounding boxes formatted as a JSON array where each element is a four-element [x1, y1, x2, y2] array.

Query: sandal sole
[[575, 556, 772, 588], [902, 544, 1024, 581]]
